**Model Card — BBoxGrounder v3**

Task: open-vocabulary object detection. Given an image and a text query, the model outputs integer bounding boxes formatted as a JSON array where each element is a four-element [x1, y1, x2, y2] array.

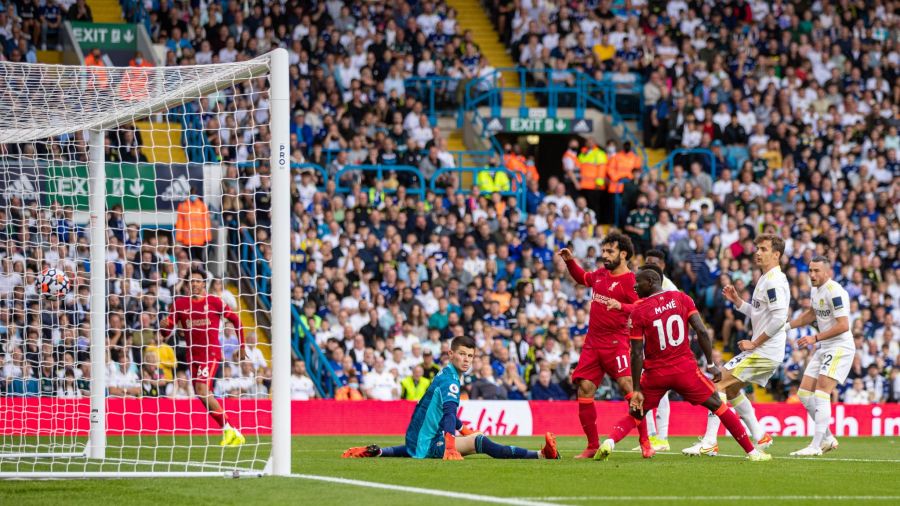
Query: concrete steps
[[132, 120, 188, 164]]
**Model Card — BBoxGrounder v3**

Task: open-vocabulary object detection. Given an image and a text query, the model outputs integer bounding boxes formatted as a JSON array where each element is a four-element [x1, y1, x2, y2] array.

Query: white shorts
[[804, 347, 854, 383], [724, 351, 780, 387]]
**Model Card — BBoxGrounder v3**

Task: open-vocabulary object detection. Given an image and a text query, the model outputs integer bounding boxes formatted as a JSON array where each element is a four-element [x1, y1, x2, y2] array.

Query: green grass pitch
[[2, 436, 899, 505]]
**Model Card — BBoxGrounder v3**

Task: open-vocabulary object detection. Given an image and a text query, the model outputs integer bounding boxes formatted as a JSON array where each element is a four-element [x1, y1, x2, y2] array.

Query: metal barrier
[[404, 76, 458, 127], [430, 167, 527, 214], [333, 164, 427, 198], [652, 148, 717, 180]]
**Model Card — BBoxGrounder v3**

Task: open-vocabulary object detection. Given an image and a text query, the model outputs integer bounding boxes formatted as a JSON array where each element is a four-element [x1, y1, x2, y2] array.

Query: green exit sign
[[486, 117, 593, 134]]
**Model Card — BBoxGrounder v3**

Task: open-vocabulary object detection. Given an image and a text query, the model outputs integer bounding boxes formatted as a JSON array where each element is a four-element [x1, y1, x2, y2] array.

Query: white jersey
[[662, 275, 678, 292], [738, 266, 790, 362], [810, 279, 854, 352]]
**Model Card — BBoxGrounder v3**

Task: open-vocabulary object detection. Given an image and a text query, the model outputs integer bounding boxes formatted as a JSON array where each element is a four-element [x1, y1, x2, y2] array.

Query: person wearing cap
[[420, 348, 441, 380]]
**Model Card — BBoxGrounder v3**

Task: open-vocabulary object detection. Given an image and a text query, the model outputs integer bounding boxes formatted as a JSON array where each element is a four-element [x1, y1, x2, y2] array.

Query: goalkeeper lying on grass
[[343, 335, 560, 460]]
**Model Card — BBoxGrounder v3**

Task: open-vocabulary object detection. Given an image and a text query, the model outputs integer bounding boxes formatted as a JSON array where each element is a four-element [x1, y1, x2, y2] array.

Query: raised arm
[[558, 248, 590, 286]]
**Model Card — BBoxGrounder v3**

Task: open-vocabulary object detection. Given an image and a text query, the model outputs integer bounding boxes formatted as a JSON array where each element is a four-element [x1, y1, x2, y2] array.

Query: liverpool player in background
[[595, 267, 771, 461], [161, 268, 246, 446], [558, 232, 652, 459]]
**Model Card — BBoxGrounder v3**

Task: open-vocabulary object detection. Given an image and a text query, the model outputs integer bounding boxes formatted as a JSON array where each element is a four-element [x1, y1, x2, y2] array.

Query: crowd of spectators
[[3, 0, 900, 407], [0, 0, 94, 60]]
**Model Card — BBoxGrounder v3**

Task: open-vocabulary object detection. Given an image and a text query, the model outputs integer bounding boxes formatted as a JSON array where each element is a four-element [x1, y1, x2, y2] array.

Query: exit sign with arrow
[[485, 117, 593, 135], [70, 22, 138, 51]]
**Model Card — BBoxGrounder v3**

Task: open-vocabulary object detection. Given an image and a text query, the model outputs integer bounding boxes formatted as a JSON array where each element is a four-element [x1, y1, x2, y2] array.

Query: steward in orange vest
[[607, 141, 642, 194]]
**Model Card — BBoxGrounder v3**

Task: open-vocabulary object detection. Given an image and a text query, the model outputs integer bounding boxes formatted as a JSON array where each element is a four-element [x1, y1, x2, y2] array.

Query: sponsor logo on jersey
[[816, 309, 832, 318], [767, 288, 777, 302], [832, 296, 844, 309]]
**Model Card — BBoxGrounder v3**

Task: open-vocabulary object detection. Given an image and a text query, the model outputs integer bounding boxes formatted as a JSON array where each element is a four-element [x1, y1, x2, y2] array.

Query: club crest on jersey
[[609, 282, 619, 291], [832, 296, 844, 309], [767, 288, 777, 302]]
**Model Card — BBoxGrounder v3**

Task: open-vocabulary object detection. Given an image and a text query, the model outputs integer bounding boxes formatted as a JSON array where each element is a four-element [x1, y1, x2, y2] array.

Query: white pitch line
[[288, 474, 567, 506], [623, 449, 900, 463], [521, 496, 900, 502]]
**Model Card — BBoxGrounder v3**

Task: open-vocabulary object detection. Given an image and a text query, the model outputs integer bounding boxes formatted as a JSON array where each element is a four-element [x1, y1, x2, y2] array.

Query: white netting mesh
[[0, 54, 281, 476]]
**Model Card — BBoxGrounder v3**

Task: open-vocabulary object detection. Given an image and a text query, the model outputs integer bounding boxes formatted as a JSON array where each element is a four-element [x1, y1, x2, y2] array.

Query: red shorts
[[640, 366, 716, 410], [572, 339, 631, 386], [188, 353, 220, 386]]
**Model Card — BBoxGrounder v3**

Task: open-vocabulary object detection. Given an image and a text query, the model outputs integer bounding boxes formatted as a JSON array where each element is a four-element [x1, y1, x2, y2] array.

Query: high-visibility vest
[[118, 67, 150, 101], [607, 151, 641, 194], [476, 170, 511, 193], [175, 198, 212, 246], [562, 150, 580, 180], [578, 147, 608, 190], [84, 54, 109, 89], [400, 376, 430, 401]]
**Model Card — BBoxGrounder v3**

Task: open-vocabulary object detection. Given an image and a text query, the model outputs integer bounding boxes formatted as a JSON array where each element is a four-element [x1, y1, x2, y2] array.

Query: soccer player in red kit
[[594, 267, 771, 461], [558, 232, 650, 459], [161, 268, 247, 446]]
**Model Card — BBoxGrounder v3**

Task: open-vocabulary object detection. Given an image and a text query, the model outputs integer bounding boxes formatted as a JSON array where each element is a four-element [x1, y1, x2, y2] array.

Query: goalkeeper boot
[[341, 444, 381, 458], [682, 438, 718, 457], [593, 439, 614, 461], [540, 432, 560, 460], [747, 449, 773, 462], [790, 445, 823, 457], [221, 426, 246, 447], [755, 433, 774, 450], [821, 436, 839, 453]]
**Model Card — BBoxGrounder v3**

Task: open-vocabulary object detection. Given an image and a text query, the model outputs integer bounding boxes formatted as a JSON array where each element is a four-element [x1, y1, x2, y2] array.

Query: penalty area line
[[622, 449, 900, 463], [287, 473, 567, 506]]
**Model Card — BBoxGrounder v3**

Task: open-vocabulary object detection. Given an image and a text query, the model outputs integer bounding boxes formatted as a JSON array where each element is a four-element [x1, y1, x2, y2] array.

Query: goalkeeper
[[342, 335, 560, 460]]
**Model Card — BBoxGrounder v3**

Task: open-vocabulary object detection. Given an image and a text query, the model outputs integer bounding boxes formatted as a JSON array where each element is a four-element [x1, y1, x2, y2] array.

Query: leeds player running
[[595, 268, 771, 462], [342, 336, 560, 460], [784, 256, 849, 456], [683, 234, 786, 456]]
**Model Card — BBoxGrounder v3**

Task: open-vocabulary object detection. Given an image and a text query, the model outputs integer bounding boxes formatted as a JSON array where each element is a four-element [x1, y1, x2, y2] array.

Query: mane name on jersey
[[654, 298, 677, 315]]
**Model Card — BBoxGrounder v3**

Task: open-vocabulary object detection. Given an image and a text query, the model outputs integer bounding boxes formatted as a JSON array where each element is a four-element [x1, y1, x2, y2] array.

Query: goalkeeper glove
[[459, 425, 477, 436], [443, 433, 464, 461]]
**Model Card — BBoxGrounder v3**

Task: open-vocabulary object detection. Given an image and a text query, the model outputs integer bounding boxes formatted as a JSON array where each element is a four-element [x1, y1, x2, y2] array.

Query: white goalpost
[[0, 49, 291, 478]]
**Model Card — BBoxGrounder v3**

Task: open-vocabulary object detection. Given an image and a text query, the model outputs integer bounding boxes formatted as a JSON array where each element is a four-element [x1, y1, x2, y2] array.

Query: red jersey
[[628, 290, 699, 372], [163, 295, 243, 361], [566, 260, 638, 346]]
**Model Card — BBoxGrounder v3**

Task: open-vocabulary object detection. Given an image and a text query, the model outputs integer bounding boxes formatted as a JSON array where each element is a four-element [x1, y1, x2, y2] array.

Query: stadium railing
[[649, 148, 717, 180], [404, 75, 459, 127], [320, 148, 493, 169], [333, 164, 427, 198], [430, 167, 527, 214]]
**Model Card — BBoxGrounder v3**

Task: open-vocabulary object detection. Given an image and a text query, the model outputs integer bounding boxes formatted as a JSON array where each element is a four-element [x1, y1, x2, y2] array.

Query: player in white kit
[[683, 234, 787, 456], [783, 256, 851, 456]]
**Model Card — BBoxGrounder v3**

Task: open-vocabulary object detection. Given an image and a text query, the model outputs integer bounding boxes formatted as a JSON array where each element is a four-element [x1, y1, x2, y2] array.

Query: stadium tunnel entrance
[[495, 133, 583, 191]]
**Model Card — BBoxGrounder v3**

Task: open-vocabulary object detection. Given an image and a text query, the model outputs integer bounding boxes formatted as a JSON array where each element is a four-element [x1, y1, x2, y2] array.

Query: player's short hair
[[450, 335, 477, 351], [645, 249, 666, 263], [601, 232, 634, 260], [190, 267, 208, 279], [809, 255, 830, 266], [754, 233, 785, 258], [640, 264, 664, 280], [637, 267, 661, 285]]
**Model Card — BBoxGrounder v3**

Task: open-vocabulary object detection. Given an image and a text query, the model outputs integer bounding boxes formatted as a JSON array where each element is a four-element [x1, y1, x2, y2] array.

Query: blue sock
[[475, 435, 538, 459], [379, 445, 409, 458]]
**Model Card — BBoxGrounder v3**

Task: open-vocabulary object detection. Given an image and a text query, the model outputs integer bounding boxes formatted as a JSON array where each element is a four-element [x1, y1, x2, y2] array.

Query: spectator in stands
[[290, 360, 317, 400], [174, 188, 211, 264], [470, 363, 507, 400], [364, 355, 399, 401], [400, 365, 430, 401], [531, 369, 568, 401]]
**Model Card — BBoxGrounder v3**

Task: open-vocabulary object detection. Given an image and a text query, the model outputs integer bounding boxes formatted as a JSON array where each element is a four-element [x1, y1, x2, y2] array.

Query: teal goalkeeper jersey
[[405, 365, 461, 458]]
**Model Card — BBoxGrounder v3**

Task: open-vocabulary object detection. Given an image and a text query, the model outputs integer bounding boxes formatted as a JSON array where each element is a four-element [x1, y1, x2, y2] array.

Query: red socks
[[577, 398, 599, 450], [715, 403, 755, 453], [210, 409, 228, 429], [609, 415, 640, 443]]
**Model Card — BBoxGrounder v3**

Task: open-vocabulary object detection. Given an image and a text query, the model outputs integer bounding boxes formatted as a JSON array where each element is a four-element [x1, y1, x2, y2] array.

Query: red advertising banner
[[2, 398, 899, 437]]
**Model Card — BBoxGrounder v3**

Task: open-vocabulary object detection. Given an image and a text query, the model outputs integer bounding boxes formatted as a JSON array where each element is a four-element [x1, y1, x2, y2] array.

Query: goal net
[[0, 49, 291, 478]]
